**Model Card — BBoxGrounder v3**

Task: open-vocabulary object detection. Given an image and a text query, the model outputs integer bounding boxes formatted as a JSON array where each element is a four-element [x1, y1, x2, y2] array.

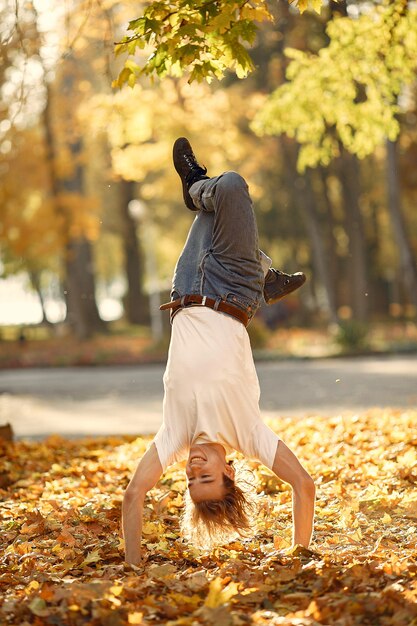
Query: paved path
[[1, 356, 416, 439]]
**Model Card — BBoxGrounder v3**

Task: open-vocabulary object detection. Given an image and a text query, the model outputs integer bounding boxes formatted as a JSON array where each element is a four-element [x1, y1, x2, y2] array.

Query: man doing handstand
[[122, 138, 315, 565]]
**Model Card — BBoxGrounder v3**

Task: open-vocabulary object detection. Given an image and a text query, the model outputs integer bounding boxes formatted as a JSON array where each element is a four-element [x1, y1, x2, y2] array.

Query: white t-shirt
[[153, 307, 280, 472]]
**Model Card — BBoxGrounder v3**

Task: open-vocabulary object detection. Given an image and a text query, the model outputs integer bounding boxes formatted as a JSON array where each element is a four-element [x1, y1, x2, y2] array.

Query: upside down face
[[185, 443, 235, 503]]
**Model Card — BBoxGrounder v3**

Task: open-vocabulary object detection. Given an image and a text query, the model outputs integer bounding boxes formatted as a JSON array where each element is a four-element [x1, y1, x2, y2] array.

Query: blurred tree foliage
[[0, 1, 135, 336], [252, 1, 417, 170], [113, 0, 417, 320], [0, 0, 416, 339], [114, 0, 320, 85]]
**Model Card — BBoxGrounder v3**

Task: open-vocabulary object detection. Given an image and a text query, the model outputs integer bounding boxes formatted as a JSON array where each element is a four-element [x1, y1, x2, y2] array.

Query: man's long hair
[[180, 462, 258, 549]]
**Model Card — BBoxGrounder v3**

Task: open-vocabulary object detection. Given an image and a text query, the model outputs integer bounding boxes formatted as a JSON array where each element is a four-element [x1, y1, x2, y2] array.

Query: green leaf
[[128, 17, 145, 32], [128, 17, 147, 35], [114, 42, 128, 57]]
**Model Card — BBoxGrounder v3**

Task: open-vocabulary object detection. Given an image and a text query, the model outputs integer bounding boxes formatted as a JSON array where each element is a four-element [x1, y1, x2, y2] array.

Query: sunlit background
[[1, 0, 416, 357]]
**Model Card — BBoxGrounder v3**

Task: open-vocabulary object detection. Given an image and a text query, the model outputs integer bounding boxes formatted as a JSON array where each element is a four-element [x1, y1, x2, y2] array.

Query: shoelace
[[184, 153, 198, 169], [184, 153, 207, 185]]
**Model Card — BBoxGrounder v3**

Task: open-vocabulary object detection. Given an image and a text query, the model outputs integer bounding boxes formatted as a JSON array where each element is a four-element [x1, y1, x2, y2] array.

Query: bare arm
[[122, 443, 163, 565], [271, 440, 316, 548]]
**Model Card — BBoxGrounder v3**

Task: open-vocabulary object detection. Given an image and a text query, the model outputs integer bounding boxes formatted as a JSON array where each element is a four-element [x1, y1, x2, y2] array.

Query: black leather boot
[[173, 137, 209, 210]]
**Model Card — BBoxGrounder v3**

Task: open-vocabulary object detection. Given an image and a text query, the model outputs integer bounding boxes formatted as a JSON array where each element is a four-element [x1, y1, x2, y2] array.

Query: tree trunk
[[119, 180, 150, 325], [62, 137, 105, 339], [319, 166, 341, 313], [26, 8, 106, 338], [338, 151, 369, 322], [65, 236, 104, 339], [386, 139, 417, 310], [58, 56, 105, 339], [28, 270, 50, 324], [280, 139, 339, 322], [302, 170, 339, 324], [40, 61, 105, 338]]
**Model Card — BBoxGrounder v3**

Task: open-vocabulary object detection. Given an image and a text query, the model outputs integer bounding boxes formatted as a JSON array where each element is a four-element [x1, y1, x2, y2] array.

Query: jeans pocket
[[226, 292, 257, 316]]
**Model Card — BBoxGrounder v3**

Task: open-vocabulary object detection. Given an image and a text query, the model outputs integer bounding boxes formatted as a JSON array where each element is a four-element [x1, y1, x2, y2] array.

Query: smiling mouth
[[190, 457, 206, 465]]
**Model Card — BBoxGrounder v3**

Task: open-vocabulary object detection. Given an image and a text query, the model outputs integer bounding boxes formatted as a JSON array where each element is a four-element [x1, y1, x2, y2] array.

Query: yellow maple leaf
[[204, 578, 239, 608], [79, 549, 102, 568]]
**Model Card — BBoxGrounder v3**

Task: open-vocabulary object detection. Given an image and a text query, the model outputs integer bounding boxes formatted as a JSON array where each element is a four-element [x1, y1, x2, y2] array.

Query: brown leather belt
[[160, 294, 249, 327]]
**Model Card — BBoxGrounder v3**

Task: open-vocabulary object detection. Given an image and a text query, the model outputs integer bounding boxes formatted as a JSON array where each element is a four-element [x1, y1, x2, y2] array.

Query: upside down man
[[122, 138, 315, 564]]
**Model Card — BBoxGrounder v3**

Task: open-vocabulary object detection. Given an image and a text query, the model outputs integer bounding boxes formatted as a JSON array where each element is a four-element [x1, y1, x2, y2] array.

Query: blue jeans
[[171, 172, 271, 321]]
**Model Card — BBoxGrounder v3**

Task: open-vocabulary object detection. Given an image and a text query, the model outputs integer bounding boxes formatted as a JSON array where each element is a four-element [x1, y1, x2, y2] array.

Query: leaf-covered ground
[[1, 409, 417, 625]]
